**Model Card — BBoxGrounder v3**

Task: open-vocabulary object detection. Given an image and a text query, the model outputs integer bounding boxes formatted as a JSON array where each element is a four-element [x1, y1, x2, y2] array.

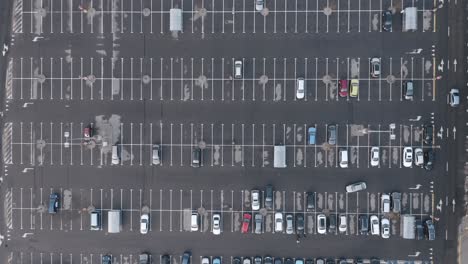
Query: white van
[[296, 78, 305, 99], [339, 148, 348, 168], [111, 145, 120, 165], [191, 212, 199, 231], [90, 211, 101, 231]]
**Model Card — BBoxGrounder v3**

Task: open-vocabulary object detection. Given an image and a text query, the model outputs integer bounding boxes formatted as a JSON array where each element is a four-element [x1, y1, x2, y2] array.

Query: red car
[[83, 125, 93, 138], [241, 213, 252, 233], [338, 80, 348, 97]]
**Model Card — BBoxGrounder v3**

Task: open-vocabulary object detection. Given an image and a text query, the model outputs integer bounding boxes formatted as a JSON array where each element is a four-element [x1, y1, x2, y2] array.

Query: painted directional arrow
[[438, 59, 444, 72], [409, 184, 422, 190], [408, 252, 421, 257], [453, 126, 456, 140], [22, 168, 34, 173], [453, 59, 457, 72]]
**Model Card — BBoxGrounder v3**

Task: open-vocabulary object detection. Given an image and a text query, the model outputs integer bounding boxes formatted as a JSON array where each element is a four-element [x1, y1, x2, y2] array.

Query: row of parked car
[[218, 256, 378, 264]]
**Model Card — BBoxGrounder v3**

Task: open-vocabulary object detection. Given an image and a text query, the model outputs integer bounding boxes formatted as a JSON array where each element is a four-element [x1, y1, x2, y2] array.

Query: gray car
[[391, 192, 401, 213], [255, 213, 263, 234], [328, 124, 337, 145], [265, 184, 273, 209], [285, 213, 294, 234]]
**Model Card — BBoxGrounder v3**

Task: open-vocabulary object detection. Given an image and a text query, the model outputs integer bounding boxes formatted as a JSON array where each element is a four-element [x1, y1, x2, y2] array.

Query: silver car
[[255, 0, 264, 11], [254, 213, 263, 234], [346, 182, 367, 193], [285, 213, 294, 234], [449, 88, 460, 107]]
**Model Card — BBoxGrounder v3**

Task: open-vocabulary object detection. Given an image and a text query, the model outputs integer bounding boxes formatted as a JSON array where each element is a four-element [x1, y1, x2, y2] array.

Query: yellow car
[[350, 79, 359, 97]]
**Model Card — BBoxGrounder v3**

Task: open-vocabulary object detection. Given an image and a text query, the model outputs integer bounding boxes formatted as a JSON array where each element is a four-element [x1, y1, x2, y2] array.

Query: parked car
[[284, 258, 293, 264], [162, 255, 171, 264], [449, 88, 460, 107], [346, 182, 367, 193], [381, 217, 390, 239], [255, 213, 263, 234], [152, 144, 161, 165], [328, 214, 337, 234], [370, 215, 380, 235], [382, 10, 393, 31], [295, 259, 304, 264], [265, 185, 273, 209], [317, 214, 327, 234], [48, 193, 59, 214], [213, 257, 221, 264], [359, 215, 369, 235], [191, 147, 201, 167], [191, 212, 199, 231], [182, 252, 191, 264], [308, 127, 316, 145], [305, 259, 314, 264], [370, 58, 381, 77], [338, 79, 348, 97], [274, 212, 283, 232], [274, 258, 282, 264], [139, 253, 150, 264], [243, 258, 252, 264], [234, 60, 242, 79], [339, 148, 348, 168], [339, 214, 347, 233], [328, 124, 337, 145], [241, 213, 251, 233], [306, 192, 315, 211], [424, 149, 435, 171], [296, 78, 305, 99], [315, 259, 324, 264], [416, 220, 425, 240], [350, 79, 359, 97], [403, 80, 414, 100], [254, 257, 262, 264], [251, 190, 260, 210], [391, 192, 401, 213], [255, 0, 264, 11], [425, 219, 436, 240], [370, 147, 379, 167], [233, 258, 241, 264], [202, 257, 210, 264], [84, 125, 93, 138], [403, 147, 413, 167], [424, 125, 434, 145], [296, 213, 305, 235], [286, 213, 294, 234], [102, 255, 112, 264], [264, 257, 273, 264], [414, 148, 424, 166], [140, 213, 149, 234], [381, 193, 391, 213], [212, 213, 221, 235]]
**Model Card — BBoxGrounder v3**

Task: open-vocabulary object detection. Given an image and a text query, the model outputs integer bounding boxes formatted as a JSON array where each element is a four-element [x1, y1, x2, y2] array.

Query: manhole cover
[[198, 140, 206, 149], [323, 7, 332, 16], [142, 75, 151, 84], [322, 75, 332, 84], [386, 75, 396, 84], [86, 140, 96, 149], [259, 208, 268, 216], [87, 8, 96, 16], [37, 74, 46, 84], [143, 8, 151, 17], [37, 8, 47, 17], [261, 8, 269, 16]]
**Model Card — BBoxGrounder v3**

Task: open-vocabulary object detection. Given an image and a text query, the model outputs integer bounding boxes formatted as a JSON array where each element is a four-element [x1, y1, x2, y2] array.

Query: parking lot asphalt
[[0, 0, 464, 264]]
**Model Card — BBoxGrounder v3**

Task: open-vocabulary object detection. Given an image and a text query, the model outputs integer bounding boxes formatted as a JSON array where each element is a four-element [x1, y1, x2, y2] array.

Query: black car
[[233, 257, 242, 264], [265, 185, 273, 209], [328, 214, 337, 234], [424, 149, 435, 171], [423, 125, 434, 145], [382, 10, 392, 31], [358, 215, 369, 235], [325, 259, 335, 264], [274, 258, 283, 264], [415, 220, 425, 240], [296, 213, 305, 234], [48, 193, 59, 214], [370, 258, 380, 264], [162, 255, 171, 264], [191, 148, 202, 167], [284, 258, 294, 264], [254, 256, 262, 264], [305, 259, 314, 264], [264, 256, 273, 264], [355, 259, 363, 264], [102, 255, 112, 264], [306, 192, 315, 211]]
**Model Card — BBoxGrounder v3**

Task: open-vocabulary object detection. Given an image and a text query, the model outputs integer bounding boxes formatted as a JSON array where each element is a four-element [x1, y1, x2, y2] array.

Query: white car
[[370, 57, 381, 77], [212, 213, 221, 235], [370, 215, 380, 235], [274, 212, 283, 232], [403, 147, 413, 167], [381, 193, 391, 213], [255, 0, 264, 11], [317, 214, 327, 234], [251, 190, 260, 210], [202, 257, 211, 264], [414, 148, 424, 166], [345, 182, 367, 193], [370, 147, 380, 167], [381, 217, 390, 239], [140, 213, 149, 234], [449, 88, 460, 107], [234, 60, 242, 79], [285, 214, 294, 234], [296, 78, 305, 99], [338, 215, 347, 233]]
